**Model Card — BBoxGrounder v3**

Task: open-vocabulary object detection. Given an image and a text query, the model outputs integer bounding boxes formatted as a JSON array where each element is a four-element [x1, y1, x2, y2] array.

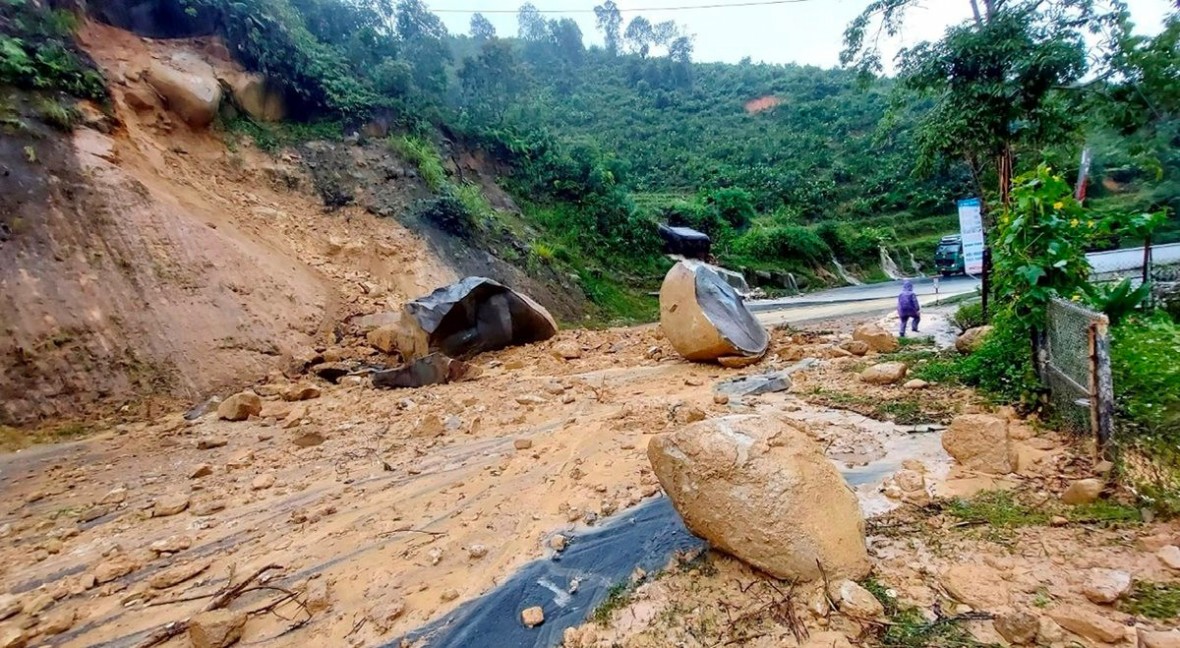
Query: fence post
[[1090, 319, 1114, 455]]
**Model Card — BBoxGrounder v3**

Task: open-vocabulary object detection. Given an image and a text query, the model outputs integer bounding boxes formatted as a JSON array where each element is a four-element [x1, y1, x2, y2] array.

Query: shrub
[[389, 134, 447, 191], [703, 187, 756, 229], [957, 310, 1040, 407], [1112, 313, 1180, 435], [817, 221, 883, 264], [951, 302, 986, 333], [0, 4, 107, 102], [412, 191, 476, 237], [735, 225, 831, 265]]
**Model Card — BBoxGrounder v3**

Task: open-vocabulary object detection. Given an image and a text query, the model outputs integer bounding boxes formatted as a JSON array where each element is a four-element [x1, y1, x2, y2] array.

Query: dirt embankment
[[0, 22, 586, 426]]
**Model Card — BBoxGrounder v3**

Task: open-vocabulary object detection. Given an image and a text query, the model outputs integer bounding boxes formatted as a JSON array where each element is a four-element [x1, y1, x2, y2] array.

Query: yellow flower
[[1088, 220, 1096, 228], [1054, 201, 1065, 210], [1070, 218, 1079, 227]]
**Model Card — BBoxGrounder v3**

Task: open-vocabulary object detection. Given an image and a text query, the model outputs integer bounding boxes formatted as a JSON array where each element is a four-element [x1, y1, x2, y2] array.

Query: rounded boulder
[[659, 261, 769, 366]]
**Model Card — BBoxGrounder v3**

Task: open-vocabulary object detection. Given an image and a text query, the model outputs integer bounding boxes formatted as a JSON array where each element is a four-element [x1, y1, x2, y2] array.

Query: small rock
[[153, 494, 190, 517], [38, 608, 75, 635], [515, 395, 546, 406], [1157, 545, 1180, 570], [0, 627, 29, 648], [561, 393, 576, 404], [549, 535, 567, 552], [1140, 629, 1180, 648], [839, 340, 870, 356], [904, 379, 929, 390], [440, 588, 459, 602], [94, 557, 140, 584], [1050, 515, 1070, 527], [291, 430, 326, 447], [0, 594, 21, 621], [149, 560, 211, 589], [860, 362, 908, 385], [191, 499, 226, 516], [188, 609, 247, 648], [956, 325, 994, 354], [553, 342, 582, 360], [305, 579, 331, 614], [281, 384, 321, 402], [514, 439, 533, 451], [1049, 605, 1126, 643], [993, 610, 1039, 645], [217, 391, 262, 421], [833, 580, 884, 618], [150, 535, 193, 555], [1061, 478, 1103, 505], [225, 450, 255, 470], [251, 474, 277, 490], [713, 393, 729, 405], [942, 414, 1014, 474], [190, 463, 214, 479], [25, 593, 53, 616], [366, 599, 406, 633], [196, 436, 228, 450], [467, 544, 488, 560], [1037, 617, 1065, 644], [521, 605, 545, 627], [1083, 568, 1132, 604]]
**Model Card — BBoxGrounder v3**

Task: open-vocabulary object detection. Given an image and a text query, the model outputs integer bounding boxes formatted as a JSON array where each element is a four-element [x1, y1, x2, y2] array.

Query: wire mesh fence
[[1040, 299, 1114, 447]]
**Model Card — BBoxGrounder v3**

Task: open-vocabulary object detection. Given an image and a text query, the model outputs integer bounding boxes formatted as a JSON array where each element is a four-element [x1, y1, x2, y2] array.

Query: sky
[[431, 0, 1175, 70]]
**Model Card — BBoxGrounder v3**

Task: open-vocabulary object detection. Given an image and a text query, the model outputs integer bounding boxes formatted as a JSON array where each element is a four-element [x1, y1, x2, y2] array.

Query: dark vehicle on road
[[935, 235, 965, 276]]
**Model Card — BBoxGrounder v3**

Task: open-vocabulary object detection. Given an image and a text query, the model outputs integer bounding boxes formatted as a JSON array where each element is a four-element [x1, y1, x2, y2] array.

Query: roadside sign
[[957, 198, 985, 276]]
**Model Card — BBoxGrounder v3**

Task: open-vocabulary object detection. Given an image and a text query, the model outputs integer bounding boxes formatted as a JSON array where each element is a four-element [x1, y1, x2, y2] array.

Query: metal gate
[[1041, 299, 1114, 449]]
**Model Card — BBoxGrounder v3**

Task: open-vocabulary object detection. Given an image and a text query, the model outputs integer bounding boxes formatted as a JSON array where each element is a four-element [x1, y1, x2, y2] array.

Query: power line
[[432, 0, 818, 14]]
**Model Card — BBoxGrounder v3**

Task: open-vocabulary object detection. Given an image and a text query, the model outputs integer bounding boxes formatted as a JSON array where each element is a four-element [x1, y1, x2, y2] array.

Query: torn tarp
[[395, 277, 558, 361]]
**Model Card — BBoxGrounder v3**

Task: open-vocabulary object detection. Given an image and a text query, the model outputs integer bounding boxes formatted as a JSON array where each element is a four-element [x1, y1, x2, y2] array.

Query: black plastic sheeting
[[389, 497, 701, 648], [406, 277, 557, 359], [392, 462, 893, 648], [693, 264, 769, 356]]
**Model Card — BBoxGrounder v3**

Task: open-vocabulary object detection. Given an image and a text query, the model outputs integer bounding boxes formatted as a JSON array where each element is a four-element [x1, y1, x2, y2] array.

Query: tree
[[470, 12, 496, 41], [517, 3, 549, 42], [652, 20, 678, 52], [594, 1, 623, 56], [550, 18, 586, 64], [459, 40, 522, 124], [395, 0, 452, 102], [624, 16, 655, 57], [669, 35, 694, 65]]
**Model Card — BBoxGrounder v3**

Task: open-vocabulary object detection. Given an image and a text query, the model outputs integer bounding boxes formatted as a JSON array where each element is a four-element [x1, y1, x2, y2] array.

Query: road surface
[[750, 242, 1180, 326]]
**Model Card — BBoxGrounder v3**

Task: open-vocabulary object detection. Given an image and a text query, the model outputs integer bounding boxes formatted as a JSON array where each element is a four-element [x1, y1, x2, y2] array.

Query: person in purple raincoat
[[897, 280, 920, 337]]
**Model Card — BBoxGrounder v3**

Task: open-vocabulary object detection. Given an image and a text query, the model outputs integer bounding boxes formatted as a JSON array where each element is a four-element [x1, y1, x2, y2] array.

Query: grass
[[1120, 581, 1180, 620], [33, 95, 78, 131], [223, 115, 343, 153], [804, 387, 954, 425], [0, 421, 98, 452], [591, 581, 635, 625], [945, 490, 1141, 541], [388, 133, 447, 191], [864, 576, 992, 648], [578, 270, 660, 327]]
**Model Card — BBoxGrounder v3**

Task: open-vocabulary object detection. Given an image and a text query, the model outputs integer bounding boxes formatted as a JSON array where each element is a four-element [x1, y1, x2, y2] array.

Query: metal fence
[[1040, 298, 1114, 448]]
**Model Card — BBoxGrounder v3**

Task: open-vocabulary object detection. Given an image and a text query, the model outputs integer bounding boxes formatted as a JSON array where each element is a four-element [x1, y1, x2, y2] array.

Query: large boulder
[[391, 277, 558, 361], [852, 323, 898, 353], [956, 325, 994, 354], [648, 415, 870, 581], [860, 362, 908, 385], [146, 53, 222, 128], [659, 261, 769, 366], [942, 414, 1014, 474], [221, 71, 286, 122]]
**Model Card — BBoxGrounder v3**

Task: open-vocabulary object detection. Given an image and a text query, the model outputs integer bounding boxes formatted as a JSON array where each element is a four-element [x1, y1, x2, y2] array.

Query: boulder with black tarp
[[389, 277, 558, 361], [659, 261, 769, 367], [658, 225, 711, 260]]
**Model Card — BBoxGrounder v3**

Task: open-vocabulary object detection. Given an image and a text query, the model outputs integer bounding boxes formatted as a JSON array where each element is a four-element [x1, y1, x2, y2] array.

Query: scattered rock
[[281, 384, 321, 402], [217, 391, 262, 421], [0, 594, 21, 621], [38, 608, 75, 635], [1140, 629, 1180, 648], [860, 362, 908, 385], [0, 627, 28, 648], [189, 463, 214, 479], [993, 610, 1039, 645], [514, 439, 533, 451], [94, 557, 139, 584], [467, 544, 489, 560], [196, 436, 228, 450], [833, 580, 884, 618], [366, 324, 401, 354], [838, 340, 870, 356], [521, 605, 545, 628], [291, 431, 326, 448], [1083, 568, 1132, 604], [153, 494, 190, 517], [187, 609, 247, 648], [150, 535, 193, 554], [149, 561, 211, 589], [1157, 545, 1180, 571], [714, 370, 793, 397], [221, 71, 285, 122], [852, 323, 899, 353], [956, 325, 994, 354], [191, 499, 226, 516], [305, 578, 331, 614], [440, 588, 459, 602], [904, 379, 929, 390], [1037, 617, 1066, 644], [549, 535, 567, 552], [942, 414, 1014, 474], [553, 341, 582, 360], [373, 353, 478, 390], [1061, 478, 1104, 505], [648, 415, 870, 581], [225, 450, 254, 470], [1049, 605, 1126, 643], [24, 593, 53, 616], [251, 474, 277, 491], [713, 393, 729, 405], [366, 599, 406, 633], [659, 261, 769, 366]]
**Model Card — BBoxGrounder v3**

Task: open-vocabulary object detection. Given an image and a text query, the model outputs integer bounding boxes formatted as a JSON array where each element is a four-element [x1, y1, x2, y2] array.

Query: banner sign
[[957, 198, 985, 276]]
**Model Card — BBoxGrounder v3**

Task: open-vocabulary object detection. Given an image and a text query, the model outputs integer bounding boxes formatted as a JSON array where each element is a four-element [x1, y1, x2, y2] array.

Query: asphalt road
[[749, 242, 1180, 326]]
